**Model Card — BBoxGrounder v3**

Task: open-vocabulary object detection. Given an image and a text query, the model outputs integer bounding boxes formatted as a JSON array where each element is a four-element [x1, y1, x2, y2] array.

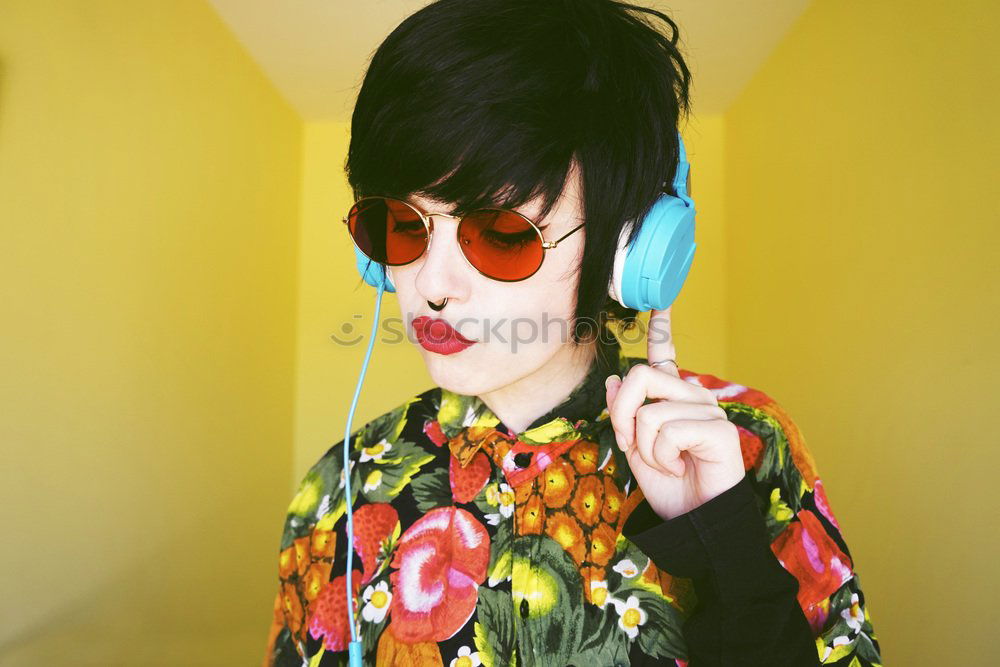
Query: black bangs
[[345, 0, 693, 343], [345, 0, 589, 222]]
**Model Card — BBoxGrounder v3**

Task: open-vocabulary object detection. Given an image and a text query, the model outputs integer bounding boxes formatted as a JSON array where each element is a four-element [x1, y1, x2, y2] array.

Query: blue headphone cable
[[342, 279, 385, 667]]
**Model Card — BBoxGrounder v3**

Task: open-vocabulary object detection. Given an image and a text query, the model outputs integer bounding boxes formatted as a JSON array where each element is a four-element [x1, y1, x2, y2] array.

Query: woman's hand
[[605, 306, 745, 521]]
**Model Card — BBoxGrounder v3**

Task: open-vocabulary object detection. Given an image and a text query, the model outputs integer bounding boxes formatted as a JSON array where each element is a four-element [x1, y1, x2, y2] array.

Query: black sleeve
[[621, 471, 820, 667]]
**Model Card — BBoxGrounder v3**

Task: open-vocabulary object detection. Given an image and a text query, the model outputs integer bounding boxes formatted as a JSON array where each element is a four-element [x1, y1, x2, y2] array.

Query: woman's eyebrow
[[404, 197, 457, 217]]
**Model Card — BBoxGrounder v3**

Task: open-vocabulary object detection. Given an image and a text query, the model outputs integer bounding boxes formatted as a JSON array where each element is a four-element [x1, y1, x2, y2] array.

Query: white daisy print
[[449, 645, 482, 667], [841, 592, 864, 634], [496, 483, 515, 518], [611, 595, 648, 639], [361, 581, 392, 623], [612, 558, 640, 579], [360, 438, 393, 462], [590, 579, 610, 609], [484, 483, 515, 525]]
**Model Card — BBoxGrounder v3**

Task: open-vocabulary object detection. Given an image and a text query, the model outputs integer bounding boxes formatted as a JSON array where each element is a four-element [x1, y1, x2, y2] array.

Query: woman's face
[[388, 161, 588, 398]]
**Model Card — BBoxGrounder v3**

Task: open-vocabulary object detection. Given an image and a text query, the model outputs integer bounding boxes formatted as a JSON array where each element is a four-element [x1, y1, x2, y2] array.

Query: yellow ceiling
[[207, 0, 812, 120]]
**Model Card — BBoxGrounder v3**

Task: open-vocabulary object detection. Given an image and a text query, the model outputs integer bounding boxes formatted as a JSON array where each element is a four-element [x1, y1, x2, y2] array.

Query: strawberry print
[[449, 449, 491, 503], [351, 502, 399, 585]]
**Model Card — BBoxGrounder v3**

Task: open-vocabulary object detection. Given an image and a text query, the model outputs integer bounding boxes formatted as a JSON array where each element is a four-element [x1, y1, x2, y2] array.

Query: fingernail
[[605, 375, 619, 390]]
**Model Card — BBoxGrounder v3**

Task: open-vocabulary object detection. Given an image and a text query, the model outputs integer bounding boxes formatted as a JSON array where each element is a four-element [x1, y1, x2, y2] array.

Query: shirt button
[[514, 452, 533, 468], [519, 598, 530, 619]]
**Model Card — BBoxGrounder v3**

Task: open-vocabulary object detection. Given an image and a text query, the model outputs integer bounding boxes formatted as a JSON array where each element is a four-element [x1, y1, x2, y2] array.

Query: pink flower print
[[389, 506, 490, 642], [308, 569, 361, 652]]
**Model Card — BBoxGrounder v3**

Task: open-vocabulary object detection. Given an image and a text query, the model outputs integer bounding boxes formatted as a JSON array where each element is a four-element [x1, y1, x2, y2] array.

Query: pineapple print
[[452, 425, 695, 615]]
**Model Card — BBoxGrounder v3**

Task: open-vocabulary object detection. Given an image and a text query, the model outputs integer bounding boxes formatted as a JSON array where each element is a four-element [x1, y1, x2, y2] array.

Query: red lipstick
[[412, 316, 477, 355]]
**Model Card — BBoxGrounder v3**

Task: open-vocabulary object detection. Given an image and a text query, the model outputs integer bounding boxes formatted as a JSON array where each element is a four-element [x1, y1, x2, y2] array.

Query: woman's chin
[[423, 350, 495, 396]]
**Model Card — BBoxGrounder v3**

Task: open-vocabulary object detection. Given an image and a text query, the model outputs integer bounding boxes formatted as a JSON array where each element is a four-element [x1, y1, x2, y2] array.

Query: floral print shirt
[[263, 336, 882, 666]]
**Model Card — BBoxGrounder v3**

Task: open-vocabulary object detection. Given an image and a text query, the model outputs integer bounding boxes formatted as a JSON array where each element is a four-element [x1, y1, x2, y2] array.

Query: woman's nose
[[414, 214, 471, 300]]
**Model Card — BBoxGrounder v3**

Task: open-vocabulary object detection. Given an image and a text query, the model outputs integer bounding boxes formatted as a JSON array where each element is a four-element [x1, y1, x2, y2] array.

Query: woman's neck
[[477, 340, 598, 435]]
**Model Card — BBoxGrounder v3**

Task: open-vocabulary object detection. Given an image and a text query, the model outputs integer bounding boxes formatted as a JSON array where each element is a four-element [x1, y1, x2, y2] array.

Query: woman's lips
[[412, 316, 477, 355]]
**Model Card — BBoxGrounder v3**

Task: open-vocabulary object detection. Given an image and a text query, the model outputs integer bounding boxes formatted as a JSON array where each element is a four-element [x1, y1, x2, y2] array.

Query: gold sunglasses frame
[[342, 195, 585, 282]]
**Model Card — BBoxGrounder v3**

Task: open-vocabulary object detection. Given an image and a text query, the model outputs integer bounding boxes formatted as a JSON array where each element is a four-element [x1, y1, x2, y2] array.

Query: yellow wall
[[0, 1, 301, 663], [725, 0, 999, 663]]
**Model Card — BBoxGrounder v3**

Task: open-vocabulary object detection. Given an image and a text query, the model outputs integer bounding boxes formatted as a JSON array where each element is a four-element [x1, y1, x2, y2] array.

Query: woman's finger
[[653, 418, 740, 476], [607, 364, 718, 447], [632, 402, 727, 471], [646, 306, 677, 370]]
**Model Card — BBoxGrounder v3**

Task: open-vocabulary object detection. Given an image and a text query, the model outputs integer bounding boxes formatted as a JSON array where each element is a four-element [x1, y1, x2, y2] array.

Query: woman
[[264, 1, 881, 665]]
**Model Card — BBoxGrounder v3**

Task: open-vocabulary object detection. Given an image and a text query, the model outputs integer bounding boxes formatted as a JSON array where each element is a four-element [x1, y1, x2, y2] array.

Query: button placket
[[495, 438, 558, 667], [509, 464, 535, 667]]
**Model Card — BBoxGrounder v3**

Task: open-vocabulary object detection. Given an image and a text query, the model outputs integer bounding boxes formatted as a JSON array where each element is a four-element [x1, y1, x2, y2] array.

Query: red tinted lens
[[347, 197, 427, 265], [459, 209, 544, 281]]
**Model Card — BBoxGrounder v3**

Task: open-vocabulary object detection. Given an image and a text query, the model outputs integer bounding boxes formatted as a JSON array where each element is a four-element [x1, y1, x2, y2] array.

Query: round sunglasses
[[343, 196, 585, 282]]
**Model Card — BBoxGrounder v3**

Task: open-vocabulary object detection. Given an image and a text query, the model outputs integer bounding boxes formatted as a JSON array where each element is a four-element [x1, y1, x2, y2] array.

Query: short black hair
[[345, 0, 692, 349]]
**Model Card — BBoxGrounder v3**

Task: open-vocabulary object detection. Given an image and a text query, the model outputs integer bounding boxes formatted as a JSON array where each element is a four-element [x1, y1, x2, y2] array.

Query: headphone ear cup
[[608, 192, 696, 311], [608, 130, 696, 312], [353, 245, 396, 293]]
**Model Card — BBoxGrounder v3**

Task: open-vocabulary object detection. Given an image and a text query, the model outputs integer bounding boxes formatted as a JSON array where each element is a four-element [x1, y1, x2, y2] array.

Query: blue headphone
[[353, 130, 696, 312], [339, 132, 694, 666]]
